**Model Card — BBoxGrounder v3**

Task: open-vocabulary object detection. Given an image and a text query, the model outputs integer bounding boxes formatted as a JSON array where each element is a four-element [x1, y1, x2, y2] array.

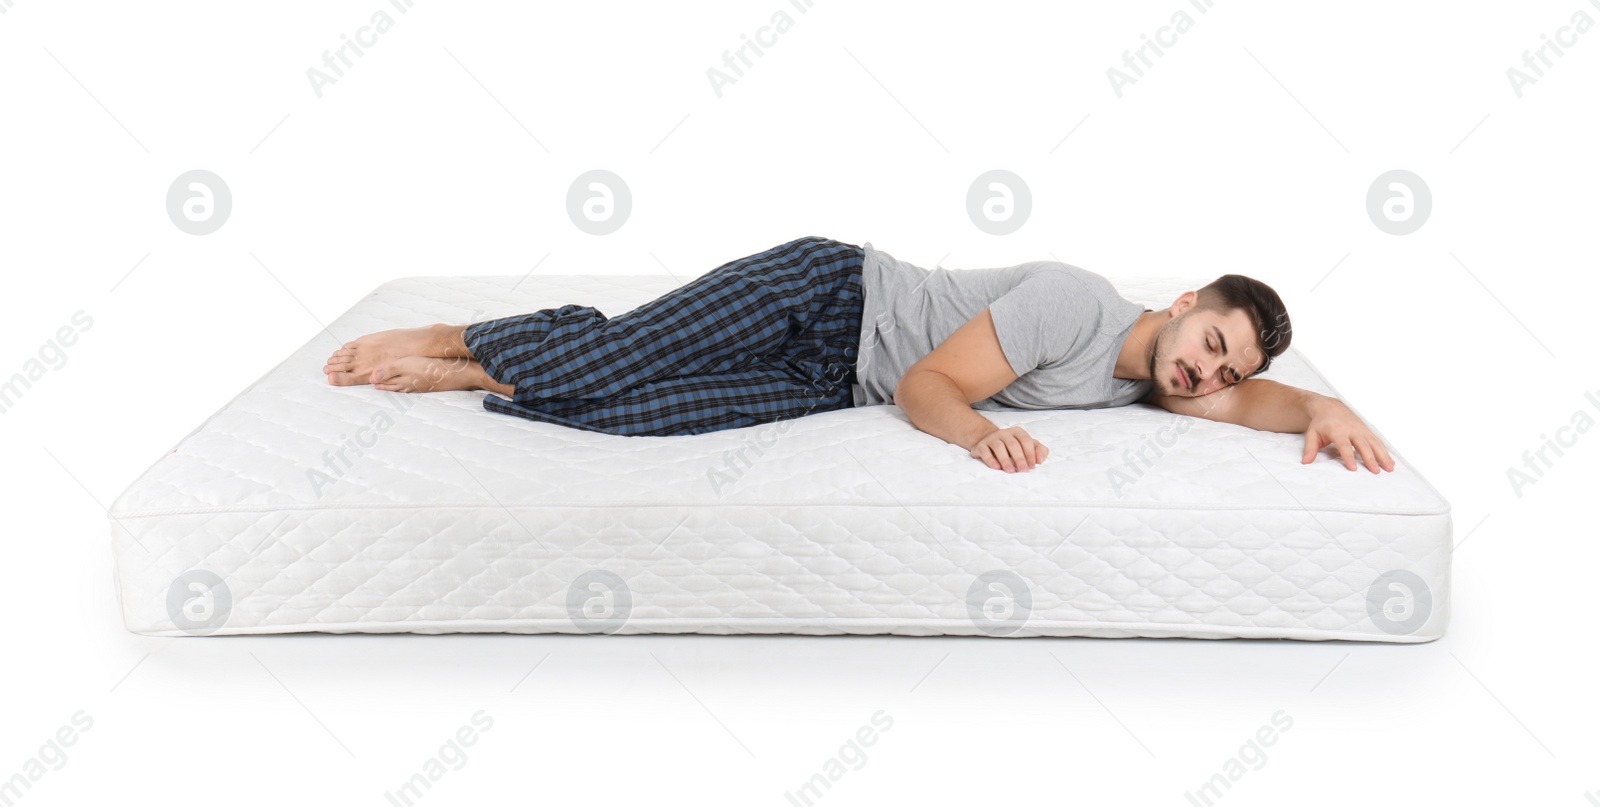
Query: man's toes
[[373, 371, 409, 392], [327, 371, 365, 386], [371, 365, 410, 388]]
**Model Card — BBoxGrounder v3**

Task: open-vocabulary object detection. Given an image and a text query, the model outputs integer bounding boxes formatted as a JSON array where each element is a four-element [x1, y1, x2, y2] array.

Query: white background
[[2, 1, 1596, 804]]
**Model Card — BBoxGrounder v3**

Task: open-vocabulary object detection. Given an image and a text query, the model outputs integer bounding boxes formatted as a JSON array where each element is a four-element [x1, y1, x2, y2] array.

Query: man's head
[[1147, 274, 1291, 397]]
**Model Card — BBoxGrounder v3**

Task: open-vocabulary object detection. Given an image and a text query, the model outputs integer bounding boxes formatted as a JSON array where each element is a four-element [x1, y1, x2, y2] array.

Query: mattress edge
[[125, 616, 1446, 643], [1285, 344, 1453, 515], [107, 499, 1454, 520]]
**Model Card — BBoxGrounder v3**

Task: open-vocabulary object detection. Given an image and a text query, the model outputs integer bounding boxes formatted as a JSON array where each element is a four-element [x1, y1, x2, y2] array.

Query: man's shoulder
[[1022, 260, 1117, 290], [1003, 262, 1139, 321]]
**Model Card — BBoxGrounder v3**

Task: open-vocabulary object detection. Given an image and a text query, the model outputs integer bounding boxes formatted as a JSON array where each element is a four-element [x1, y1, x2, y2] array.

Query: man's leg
[[480, 358, 854, 436], [469, 236, 865, 436], [463, 236, 862, 405]]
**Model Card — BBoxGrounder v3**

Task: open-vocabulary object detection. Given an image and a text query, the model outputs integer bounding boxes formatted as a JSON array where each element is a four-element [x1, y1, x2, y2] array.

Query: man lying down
[[322, 236, 1396, 476]]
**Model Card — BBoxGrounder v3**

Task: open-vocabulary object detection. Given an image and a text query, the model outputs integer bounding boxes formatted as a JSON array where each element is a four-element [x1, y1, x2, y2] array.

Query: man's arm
[[1147, 378, 1397, 473], [894, 308, 1048, 472]]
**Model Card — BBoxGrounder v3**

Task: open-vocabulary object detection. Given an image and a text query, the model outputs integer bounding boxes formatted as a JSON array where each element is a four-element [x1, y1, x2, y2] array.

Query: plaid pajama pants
[[462, 235, 865, 436]]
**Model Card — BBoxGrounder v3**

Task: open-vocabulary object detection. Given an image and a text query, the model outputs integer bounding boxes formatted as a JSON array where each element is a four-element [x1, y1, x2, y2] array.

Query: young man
[[323, 235, 1395, 476]]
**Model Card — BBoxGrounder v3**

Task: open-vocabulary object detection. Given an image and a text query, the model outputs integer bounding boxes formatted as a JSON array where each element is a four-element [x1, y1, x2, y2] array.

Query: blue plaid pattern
[[462, 235, 865, 436]]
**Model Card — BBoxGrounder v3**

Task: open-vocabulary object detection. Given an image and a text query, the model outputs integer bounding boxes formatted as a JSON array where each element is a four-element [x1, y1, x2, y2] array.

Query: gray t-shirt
[[851, 242, 1153, 411]]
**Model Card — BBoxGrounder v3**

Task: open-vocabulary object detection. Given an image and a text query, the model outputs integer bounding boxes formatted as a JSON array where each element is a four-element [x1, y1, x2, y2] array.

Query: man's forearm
[[1223, 378, 1338, 433], [894, 369, 998, 449]]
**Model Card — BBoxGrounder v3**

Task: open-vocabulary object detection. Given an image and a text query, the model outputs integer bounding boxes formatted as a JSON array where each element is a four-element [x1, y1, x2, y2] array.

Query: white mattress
[[107, 275, 1453, 641]]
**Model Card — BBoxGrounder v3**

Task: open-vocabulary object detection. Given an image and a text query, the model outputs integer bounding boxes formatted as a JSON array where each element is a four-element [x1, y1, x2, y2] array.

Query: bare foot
[[371, 356, 496, 393], [324, 324, 469, 386]]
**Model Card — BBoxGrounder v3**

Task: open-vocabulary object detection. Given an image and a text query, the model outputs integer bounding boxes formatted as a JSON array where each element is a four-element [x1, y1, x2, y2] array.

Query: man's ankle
[[471, 361, 513, 398], [432, 323, 470, 358]]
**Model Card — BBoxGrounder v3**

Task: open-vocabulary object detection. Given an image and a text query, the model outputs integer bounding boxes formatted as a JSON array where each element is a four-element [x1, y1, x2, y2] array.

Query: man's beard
[[1147, 313, 1187, 395]]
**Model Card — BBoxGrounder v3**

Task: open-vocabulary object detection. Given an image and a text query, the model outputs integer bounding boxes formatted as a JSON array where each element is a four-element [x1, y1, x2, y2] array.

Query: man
[[323, 235, 1395, 476]]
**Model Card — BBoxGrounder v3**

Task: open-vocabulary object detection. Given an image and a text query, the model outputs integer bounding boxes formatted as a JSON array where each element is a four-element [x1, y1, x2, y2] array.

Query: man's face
[[1146, 295, 1265, 397]]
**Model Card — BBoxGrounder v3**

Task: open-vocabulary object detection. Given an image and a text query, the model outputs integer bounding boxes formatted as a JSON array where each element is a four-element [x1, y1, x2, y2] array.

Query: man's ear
[[1169, 290, 1197, 316]]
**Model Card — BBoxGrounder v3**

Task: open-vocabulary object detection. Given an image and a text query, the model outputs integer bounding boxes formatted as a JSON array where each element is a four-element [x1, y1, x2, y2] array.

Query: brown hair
[[1194, 274, 1291, 378]]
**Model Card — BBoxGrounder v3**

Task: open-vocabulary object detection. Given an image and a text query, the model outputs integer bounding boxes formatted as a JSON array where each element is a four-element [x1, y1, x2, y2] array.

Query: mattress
[[107, 274, 1452, 641]]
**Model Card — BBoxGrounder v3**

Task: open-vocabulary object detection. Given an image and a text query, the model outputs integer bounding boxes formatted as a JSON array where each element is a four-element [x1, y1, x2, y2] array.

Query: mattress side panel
[[111, 504, 1450, 642]]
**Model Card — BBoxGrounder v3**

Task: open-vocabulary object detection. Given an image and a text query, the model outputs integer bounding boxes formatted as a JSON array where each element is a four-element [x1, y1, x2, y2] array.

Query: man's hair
[[1193, 274, 1291, 378]]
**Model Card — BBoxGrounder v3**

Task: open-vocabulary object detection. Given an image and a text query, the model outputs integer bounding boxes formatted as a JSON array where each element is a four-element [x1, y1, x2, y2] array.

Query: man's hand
[[1302, 399, 1396, 473], [1148, 379, 1399, 474], [971, 426, 1048, 473]]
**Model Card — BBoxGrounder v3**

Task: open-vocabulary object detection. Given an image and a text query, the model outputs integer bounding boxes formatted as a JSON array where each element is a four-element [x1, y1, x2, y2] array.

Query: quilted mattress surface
[[107, 274, 1452, 641]]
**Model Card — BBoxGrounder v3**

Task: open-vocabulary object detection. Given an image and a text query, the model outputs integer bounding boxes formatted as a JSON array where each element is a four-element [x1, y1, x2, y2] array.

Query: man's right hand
[[970, 426, 1048, 473]]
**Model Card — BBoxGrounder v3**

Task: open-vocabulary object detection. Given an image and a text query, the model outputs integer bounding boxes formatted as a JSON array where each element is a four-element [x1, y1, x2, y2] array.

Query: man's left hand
[[1302, 399, 1397, 473]]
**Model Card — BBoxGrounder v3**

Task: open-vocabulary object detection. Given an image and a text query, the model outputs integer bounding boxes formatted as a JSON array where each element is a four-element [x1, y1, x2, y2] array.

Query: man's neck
[[1114, 310, 1163, 380]]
